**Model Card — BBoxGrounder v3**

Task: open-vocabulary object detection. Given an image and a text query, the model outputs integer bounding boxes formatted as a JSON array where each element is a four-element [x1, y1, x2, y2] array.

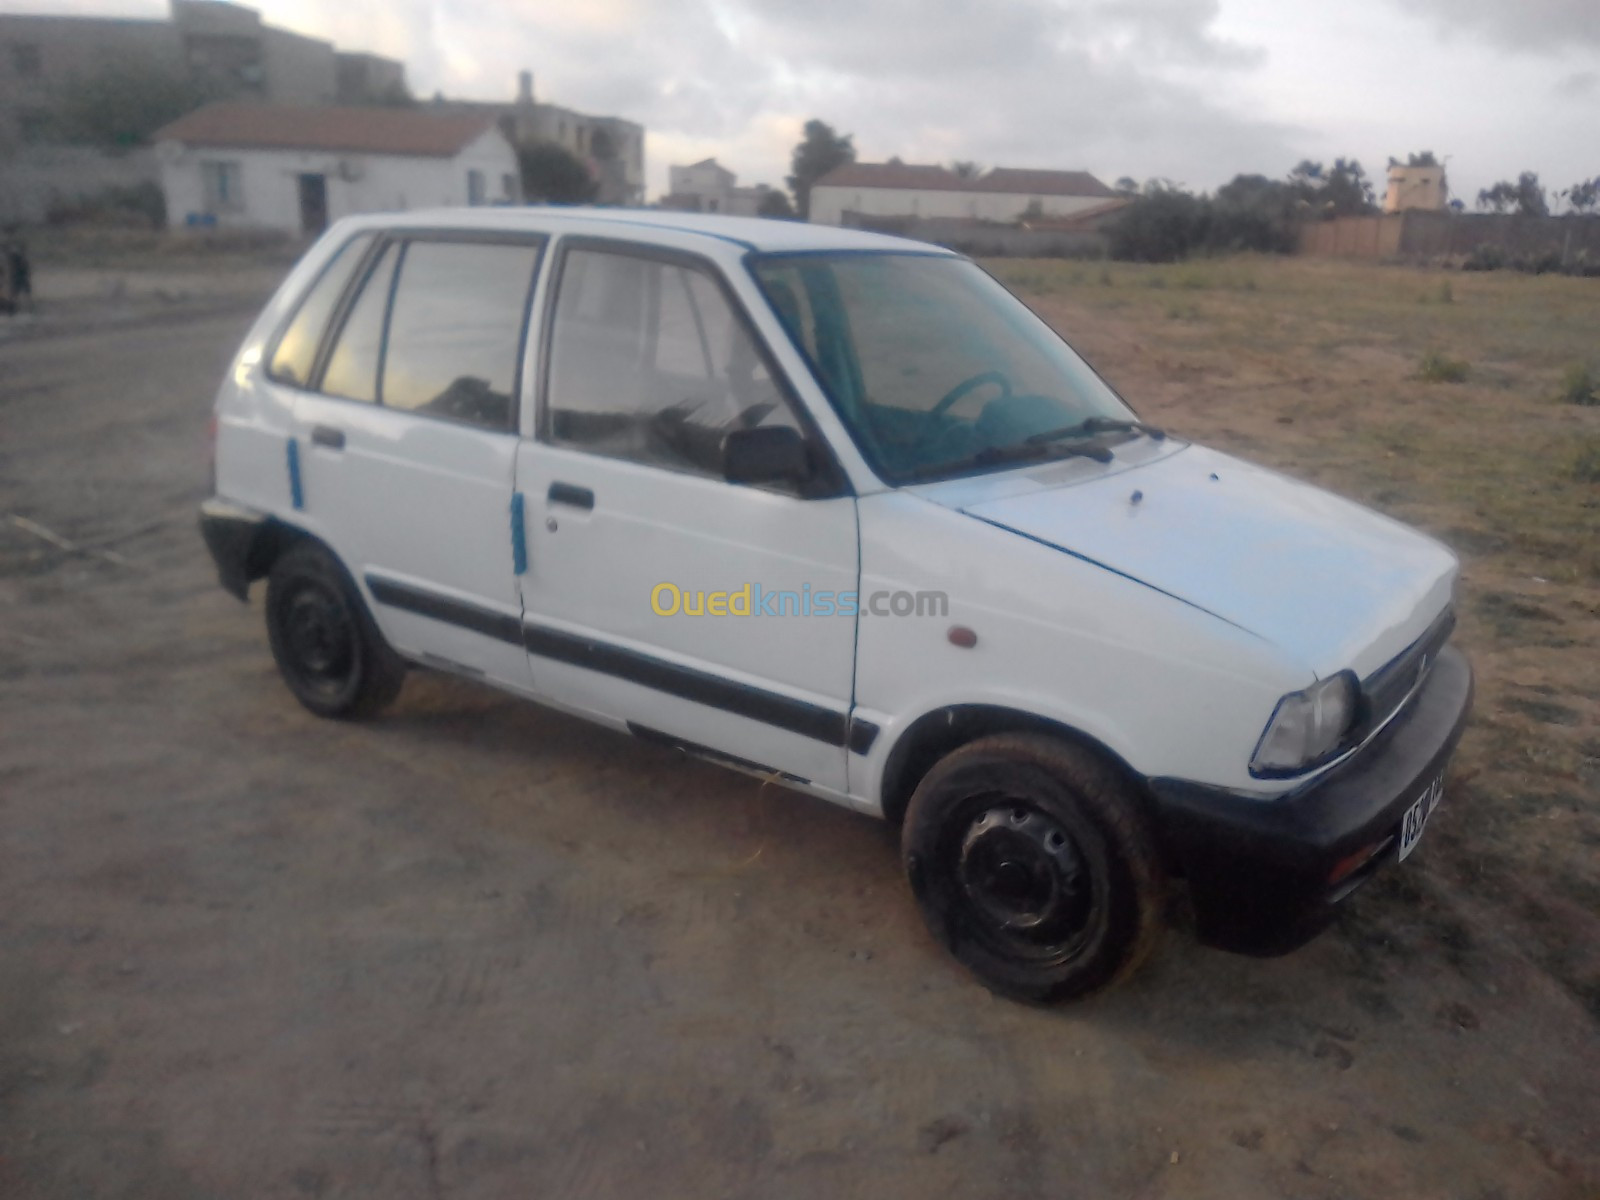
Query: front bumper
[[1148, 644, 1474, 955]]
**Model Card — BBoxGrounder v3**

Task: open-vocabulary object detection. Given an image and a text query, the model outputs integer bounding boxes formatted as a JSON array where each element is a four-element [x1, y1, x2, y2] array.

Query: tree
[[1113, 176, 1140, 196], [1478, 172, 1548, 216], [1477, 181, 1516, 213], [1388, 150, 1439, 168], [950, 160, 982, 180], [1211, 173, 1299, 252], [518, 142, 598, 204], [1565, 177, 1599, 215], [56, 62, 212, 149], [757, 189, 795, 219], [786, 119, 855, 219], [1289, 158, 1374, 218], [1514, 171, 1549, 216], [1107, 181, 1211, 262]]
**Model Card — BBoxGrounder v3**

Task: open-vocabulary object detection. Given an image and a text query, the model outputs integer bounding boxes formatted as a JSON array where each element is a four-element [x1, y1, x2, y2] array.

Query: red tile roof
[[977, 168, 1115, 198], [813, 162, 1113, 197], [813, 162, 972, 191], [154, 103, 499, 158]]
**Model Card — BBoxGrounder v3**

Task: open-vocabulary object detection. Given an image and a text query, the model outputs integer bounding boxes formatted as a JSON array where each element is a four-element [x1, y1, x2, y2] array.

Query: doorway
[[297, 174, 328, 235]]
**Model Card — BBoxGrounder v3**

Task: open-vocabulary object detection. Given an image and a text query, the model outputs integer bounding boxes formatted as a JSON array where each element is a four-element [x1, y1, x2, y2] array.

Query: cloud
[[330, 0, 1298, 195], [1554, 69, 1597, 97], [1389, 0, 1600, 52]]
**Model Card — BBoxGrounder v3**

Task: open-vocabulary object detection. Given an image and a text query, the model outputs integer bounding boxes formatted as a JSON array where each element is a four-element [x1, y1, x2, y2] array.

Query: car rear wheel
[[902, 733, 1163, 1002], [265, 541, 405, 719]]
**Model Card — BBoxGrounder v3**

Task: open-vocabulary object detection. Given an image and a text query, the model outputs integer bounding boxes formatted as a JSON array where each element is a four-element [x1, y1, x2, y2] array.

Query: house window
[[467, 169, 486, 206], [502, 173, 516, 202], [12, 42, 42, 76], [200, 161, 243, 213]]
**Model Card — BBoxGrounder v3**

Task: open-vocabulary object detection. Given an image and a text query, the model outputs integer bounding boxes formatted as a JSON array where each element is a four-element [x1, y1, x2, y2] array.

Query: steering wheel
[[929, 369, 1012, 421]]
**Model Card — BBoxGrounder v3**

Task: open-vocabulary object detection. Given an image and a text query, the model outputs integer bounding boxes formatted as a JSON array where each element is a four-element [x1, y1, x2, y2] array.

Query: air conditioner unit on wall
[[337, 159, 365, 183]]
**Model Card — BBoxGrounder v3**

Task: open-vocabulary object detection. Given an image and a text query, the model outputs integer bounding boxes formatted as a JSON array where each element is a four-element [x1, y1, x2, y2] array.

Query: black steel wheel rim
[[947, 797, 1102, 963], [281, 578, 357, 695]]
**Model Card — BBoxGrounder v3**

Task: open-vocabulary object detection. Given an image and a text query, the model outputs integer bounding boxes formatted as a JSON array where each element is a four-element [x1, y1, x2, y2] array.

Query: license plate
[[1398, 773, 1445, 861]]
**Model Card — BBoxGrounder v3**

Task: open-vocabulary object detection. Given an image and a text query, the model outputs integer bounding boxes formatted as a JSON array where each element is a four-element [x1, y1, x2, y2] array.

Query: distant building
[[336, 52, 410, 106], [0, 1, 408, 150], [0, 0, 408, 222], [155, 103, 518, 235], [1383, 164, 1449, 213], [662, 157, 779, 216], [428, 71, 645, 207], [808, 162, 1116, 226]]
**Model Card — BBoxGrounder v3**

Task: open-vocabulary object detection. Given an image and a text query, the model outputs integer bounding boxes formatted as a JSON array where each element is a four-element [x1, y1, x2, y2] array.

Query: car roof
[[346, 205, 958, 257]]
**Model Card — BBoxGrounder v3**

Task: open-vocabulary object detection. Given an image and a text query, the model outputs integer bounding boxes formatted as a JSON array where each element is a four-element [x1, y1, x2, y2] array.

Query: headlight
[[1251, 672, 1359, 775]]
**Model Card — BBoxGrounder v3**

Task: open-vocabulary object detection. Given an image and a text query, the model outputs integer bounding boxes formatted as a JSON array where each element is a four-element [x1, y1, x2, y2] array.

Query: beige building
[[1383, 164, 1449, 213], [427, 71, 645, 207], [809, 162, 1116, 226]]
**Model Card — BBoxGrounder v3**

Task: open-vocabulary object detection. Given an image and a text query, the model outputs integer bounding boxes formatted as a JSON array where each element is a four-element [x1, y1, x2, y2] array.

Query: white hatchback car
[[202, 209, 1473, 1001]]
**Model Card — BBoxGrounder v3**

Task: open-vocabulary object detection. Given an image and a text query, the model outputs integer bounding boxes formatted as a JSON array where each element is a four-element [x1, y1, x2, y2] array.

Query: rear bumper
[[198, 497, 270, 601], [1148, 644, 1474, 955]]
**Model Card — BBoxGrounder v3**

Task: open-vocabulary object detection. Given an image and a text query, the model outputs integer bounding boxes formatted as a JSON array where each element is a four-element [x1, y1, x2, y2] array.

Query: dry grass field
[[993, 254, 1600, 1021]]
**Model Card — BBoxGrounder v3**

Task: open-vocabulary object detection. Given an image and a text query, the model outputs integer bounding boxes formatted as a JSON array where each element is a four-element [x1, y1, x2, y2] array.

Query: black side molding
[[364, 575, 523, 646], [522, 621, 847, 746], [363, 574, 872, 752]]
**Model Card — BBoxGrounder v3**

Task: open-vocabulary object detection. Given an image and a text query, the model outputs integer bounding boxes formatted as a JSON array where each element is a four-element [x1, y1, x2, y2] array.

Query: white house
[[663, 157, 780, 216], [154, 102, 520, 236], [809, 162, 1117, 226]]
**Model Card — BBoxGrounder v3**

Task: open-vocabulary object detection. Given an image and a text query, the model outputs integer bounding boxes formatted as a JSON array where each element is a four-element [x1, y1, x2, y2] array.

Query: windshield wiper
[[901, 438, 1112, 482], [1026, 415, 1166, 445]]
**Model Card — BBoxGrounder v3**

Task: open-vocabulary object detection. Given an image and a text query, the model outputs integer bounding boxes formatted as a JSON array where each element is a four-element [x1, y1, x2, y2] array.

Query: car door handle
[[310, 425, 345, 450], [547, 482, 594, 510]]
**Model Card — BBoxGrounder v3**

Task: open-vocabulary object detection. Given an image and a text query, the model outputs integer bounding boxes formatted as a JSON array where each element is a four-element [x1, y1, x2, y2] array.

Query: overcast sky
[[13, 0, 1599, 204]]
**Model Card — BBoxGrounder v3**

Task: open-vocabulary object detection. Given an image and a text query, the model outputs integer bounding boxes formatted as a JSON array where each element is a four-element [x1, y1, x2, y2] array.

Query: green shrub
[[1558, 362, 1598, 406], [1573, 439, 1600, 483], [1418, 349, 1470, 383], [1462, 243, 1507, 272]]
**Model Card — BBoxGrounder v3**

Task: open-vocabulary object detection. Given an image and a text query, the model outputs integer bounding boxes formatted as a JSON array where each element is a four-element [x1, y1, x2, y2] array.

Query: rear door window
[[379, 240, 541, 431]]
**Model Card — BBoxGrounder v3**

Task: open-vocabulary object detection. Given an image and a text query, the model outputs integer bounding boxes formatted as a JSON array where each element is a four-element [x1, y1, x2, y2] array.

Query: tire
[[264, 541, 405, 719], [901, 733, 1164, 1003]]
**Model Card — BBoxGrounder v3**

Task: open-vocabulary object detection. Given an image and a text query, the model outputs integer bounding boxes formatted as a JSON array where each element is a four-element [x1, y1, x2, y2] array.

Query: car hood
[[930, 442, 1457, 679]]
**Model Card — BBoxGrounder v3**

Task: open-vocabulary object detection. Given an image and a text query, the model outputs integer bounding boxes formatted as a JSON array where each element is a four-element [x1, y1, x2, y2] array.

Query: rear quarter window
[[266, 233, 373, 387]]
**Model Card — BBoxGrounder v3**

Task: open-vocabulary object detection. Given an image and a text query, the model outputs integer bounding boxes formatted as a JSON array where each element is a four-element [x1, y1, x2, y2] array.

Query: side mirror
[[722, 426, 812, 486]]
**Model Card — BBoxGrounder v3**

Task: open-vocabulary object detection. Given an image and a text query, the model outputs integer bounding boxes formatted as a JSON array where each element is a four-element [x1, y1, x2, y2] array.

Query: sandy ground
[[1, 258, 1596, 1199]]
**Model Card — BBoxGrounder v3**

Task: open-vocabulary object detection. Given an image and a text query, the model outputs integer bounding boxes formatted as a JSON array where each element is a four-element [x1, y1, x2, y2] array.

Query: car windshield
[[750, 253, 1136, 483]]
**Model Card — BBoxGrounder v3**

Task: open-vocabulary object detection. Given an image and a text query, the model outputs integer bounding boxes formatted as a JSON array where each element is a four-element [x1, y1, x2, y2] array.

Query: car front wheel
[[264, 541, 405, 719], [902, 733, 1164, 1002]]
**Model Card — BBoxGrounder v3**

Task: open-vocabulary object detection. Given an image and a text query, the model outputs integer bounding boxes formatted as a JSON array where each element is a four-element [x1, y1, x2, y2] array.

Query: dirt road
[[1, 265, 1596, 1199]]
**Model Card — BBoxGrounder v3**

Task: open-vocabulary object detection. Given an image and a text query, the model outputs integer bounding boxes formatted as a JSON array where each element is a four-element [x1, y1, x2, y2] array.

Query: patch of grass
[[1557, 362, 1598, 406], [1098, 265, 1113, 287], [1573, 437, 1600, 483], [1165, 301, 1201, 321], [1417, 348, 1470, 383]]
